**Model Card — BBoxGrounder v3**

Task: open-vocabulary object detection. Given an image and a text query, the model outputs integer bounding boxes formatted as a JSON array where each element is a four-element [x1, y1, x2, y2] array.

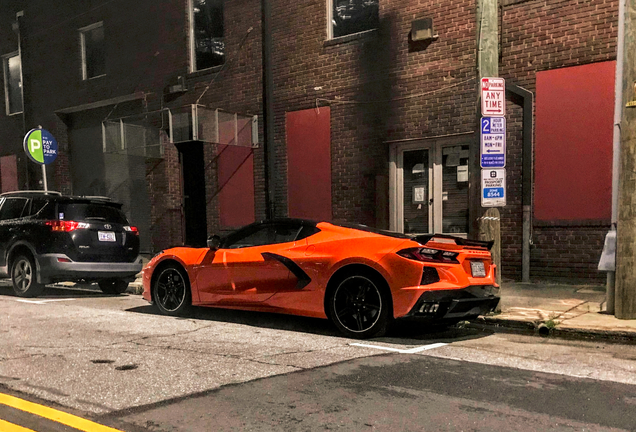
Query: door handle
[[429, 198, 434, 205]]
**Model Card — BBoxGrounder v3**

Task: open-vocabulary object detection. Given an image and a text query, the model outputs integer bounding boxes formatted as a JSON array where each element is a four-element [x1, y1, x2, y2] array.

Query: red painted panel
[[535, 61, 615, 221], [218, 145, 255, 228], [0, 155, 18, 193], [286, 108, 332, 221]]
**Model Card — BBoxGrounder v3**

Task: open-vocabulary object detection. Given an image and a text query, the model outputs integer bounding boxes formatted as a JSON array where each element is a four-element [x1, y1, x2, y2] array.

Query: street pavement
[[2, 277, 636, 431]]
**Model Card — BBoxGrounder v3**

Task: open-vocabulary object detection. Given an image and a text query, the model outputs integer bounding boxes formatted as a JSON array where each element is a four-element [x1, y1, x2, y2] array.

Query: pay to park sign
[[23, 128, 58, 165]]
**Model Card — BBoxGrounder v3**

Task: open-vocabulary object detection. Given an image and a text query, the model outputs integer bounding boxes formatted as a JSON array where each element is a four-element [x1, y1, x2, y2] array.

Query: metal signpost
[[480, 77, 506, 207], [23, 127, 58, 191]]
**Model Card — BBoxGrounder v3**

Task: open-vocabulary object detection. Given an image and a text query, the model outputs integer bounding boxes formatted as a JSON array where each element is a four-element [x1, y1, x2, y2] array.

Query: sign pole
[[41, 165, 48, 191]]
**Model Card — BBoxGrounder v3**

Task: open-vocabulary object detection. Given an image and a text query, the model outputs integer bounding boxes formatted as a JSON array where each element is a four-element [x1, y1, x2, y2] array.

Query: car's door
[[196, 222, 301, 305], [0, 197, 29, 270]]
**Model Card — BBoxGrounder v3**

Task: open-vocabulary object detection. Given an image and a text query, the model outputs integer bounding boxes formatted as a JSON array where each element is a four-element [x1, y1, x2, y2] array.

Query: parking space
[[1, 282, 486, 416]]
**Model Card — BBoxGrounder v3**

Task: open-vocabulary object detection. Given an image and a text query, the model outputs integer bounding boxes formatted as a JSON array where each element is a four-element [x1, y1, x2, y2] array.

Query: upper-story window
[[2, 52, 23, 115], [80, 22, 105, 80], [189, 0, 225, 72], [328, 0, 379, 39]]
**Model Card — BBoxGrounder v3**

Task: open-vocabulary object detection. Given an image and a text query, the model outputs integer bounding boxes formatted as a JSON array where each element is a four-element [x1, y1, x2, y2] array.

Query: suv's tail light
[[45, 220, 89, 232], [397, 247, 459, 264], [124, 226, 139, 235]]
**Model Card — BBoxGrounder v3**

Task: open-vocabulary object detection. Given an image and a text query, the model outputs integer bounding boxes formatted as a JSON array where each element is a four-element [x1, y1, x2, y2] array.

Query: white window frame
[[326, 0, 379, 40], [79, 21, 105, 81], [2, 51, 23, 116]]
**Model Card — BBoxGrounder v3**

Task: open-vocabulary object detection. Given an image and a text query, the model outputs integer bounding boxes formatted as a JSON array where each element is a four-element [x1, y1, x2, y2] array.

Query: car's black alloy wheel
[[98, 279, 129, 295], [11, 254, 44, 298], [329, 273, 389, 339], [153, 264, 191, 316]]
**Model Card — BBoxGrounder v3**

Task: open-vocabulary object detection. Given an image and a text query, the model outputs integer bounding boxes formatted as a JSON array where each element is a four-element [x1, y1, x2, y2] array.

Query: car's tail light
[[124, 226, 139, 235], [397, 247, 459, 264], [45, 220, 89, 232]]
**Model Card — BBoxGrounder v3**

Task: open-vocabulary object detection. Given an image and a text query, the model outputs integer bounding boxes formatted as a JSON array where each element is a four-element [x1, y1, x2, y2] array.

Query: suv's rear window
[[58, 203, 128, 224]]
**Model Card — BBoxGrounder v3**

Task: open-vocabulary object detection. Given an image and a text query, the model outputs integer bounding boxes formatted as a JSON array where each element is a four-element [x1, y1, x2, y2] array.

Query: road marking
[[0, 419, 36, 432], [0, 393, 123, 432], [15, 299, 76, 305], [350, 342, 447, 354]]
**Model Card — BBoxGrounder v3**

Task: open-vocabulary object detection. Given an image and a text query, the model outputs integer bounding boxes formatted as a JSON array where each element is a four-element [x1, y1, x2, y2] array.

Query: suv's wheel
[[327, 270, 391, 339], [152, 264, 191, 316], [11, 254, 44, 298], [98, 280, 129, 295]]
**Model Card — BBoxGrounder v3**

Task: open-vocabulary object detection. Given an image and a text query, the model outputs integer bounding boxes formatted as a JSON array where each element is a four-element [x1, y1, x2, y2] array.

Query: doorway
[[390, 136, 471, 235], [177, 142, 208, 247]]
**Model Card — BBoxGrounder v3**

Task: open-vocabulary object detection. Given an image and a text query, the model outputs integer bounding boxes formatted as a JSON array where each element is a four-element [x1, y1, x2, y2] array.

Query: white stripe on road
[[15, 299, 76, 304], [350, 342, 447, 354]]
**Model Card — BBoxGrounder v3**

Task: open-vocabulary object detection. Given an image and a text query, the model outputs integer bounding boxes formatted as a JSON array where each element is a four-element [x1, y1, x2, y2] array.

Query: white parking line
[[15, 299, 76, 305], [350, 342, 447, 354]]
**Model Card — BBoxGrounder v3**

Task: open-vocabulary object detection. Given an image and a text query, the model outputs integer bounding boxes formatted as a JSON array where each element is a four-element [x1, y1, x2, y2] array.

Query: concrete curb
[[470, 315, 636, 343]]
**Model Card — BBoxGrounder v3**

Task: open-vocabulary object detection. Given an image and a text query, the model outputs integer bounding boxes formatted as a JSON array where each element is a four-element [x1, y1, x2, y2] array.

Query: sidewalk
[[473, 281, 636, 341]]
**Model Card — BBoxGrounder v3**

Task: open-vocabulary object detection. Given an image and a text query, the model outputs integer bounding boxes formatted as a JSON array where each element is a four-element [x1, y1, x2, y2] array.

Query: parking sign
[[481, 169, 506, 207], [480, 117, 506, 168], [481, 77, 506, 116]]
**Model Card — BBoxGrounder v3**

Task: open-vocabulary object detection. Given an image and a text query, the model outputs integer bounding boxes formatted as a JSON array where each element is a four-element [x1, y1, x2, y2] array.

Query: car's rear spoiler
[[412, 234, 494, 251]]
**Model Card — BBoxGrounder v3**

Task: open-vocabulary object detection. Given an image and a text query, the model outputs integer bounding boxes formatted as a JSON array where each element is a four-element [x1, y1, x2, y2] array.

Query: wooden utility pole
[[472, 0, 502, 290], [615, 0, 636, 319]]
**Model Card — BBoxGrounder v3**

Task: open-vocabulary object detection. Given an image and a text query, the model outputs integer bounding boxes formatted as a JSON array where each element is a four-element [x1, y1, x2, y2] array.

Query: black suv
[[0, 191, 143, 297]]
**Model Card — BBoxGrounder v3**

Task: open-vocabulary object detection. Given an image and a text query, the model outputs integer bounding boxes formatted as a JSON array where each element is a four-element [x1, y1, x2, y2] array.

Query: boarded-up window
[[535, 62, 615, 221], [0, 155, 18, 193], [286, 108, 331, 221], [218, 145, 255, 228]]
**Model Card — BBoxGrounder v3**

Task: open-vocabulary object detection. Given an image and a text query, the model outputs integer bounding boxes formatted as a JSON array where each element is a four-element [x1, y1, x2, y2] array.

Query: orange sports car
[[142, 219, 499, 338]]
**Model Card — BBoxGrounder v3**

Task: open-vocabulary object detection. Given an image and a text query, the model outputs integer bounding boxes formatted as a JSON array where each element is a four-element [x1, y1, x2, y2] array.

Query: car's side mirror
[[207, 234, 222, 250]]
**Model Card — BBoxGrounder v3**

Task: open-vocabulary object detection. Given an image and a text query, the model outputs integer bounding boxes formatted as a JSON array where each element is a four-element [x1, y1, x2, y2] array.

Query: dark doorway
[[178, 142, 208, 247]]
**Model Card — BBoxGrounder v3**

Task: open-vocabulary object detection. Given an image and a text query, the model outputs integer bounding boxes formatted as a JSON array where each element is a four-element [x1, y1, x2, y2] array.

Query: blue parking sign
[[480, 117, 506, 168]]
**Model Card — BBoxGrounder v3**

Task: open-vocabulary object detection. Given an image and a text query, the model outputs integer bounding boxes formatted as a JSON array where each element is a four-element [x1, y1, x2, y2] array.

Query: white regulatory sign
[[481, 77, 506, 116], [481, 168, 506, 207]]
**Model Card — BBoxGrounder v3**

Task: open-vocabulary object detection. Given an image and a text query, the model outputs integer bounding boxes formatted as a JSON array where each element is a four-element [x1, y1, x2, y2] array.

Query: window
[[2, 52, 22, 115], [0, 198, 28, 220], [328, 0, 379, 39], [189, 0, 225, 72], [80, 22, 105, 80]]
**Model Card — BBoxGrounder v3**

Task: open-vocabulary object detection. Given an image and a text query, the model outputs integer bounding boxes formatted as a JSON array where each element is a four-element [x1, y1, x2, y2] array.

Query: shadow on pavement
[[126, 303, 493, 344], [0, 283, 124, 299]]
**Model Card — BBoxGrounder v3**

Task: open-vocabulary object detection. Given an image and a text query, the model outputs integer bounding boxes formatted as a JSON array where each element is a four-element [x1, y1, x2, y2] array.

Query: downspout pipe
[[261, 0, 276, 220], [506, 83, 534, 282], [608, 0, 627, 315]]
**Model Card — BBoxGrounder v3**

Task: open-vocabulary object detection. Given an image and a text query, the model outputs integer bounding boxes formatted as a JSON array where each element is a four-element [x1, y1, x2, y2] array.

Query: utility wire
[[316, 76, 475, 106]]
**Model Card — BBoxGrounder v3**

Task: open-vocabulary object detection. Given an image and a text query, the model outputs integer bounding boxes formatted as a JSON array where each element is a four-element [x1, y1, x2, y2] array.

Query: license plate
[[470, 261, 486, 277], [98, 231, 116, 242]]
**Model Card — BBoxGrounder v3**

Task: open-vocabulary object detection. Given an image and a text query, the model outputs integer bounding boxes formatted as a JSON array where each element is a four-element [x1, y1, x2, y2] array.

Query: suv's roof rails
[[0, 190, 62, 197], [80, 195, 113, 201]]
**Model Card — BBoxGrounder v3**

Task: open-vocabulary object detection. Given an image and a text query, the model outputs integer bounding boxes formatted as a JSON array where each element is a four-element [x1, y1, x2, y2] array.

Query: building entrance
[[390, 136, 471, 236]]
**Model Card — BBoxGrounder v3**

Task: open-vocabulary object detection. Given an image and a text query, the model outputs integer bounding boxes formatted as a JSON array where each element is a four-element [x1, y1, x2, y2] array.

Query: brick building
[[0, 0, 618, 282]]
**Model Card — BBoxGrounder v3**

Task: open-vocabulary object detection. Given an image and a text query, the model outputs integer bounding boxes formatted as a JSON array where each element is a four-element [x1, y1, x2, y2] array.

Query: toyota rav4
[[0, 191, 143, 297]]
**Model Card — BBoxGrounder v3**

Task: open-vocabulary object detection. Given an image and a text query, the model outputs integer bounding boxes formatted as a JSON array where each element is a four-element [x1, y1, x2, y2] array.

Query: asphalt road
[[2, 282, 636, 431]]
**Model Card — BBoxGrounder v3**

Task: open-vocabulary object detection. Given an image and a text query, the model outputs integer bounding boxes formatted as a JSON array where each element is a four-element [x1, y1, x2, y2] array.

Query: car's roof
[[0, 190, 122, 207]]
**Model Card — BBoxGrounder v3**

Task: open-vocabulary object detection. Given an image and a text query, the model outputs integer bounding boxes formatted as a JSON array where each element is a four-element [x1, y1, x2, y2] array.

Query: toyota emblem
[[104, 224, 112, 229]]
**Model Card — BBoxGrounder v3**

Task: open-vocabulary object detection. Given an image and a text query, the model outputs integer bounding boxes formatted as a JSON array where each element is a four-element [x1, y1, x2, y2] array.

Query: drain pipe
[[607, 0, 626, 315], [506, 83, 534, 282]]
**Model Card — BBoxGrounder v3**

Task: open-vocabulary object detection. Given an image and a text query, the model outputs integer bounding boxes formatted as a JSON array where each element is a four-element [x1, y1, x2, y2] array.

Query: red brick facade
[[0, 0, 619, 282]]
